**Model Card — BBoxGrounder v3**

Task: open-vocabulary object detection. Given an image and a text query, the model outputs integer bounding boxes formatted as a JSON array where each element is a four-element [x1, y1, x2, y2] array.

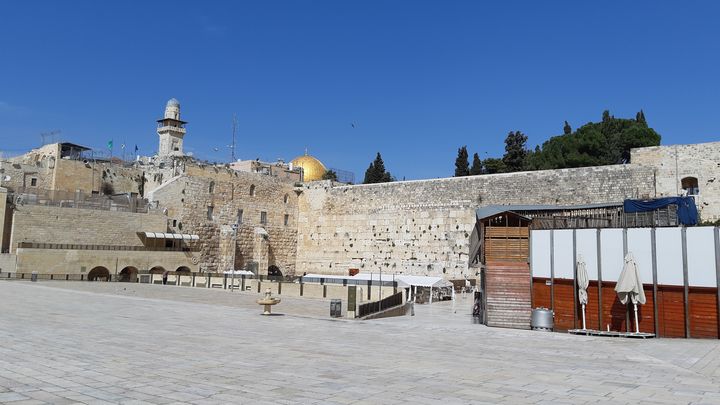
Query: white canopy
[[395, 275, 452, 288], [139, 232, 200, 241], [223, 270, 255, 275], [300, 273, 452, 288]]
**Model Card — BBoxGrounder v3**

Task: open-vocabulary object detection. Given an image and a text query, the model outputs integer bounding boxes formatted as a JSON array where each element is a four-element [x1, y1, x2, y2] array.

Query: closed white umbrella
[[576, 255, 589, 330], [615, 252, 646, 333]]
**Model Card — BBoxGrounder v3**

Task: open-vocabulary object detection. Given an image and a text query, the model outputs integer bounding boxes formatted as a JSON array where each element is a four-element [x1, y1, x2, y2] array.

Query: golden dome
[[291, 154, 327, 182]]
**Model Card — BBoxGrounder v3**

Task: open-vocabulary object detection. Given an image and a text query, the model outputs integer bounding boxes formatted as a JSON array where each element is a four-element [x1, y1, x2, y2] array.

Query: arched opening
[[176, 266, 191, 273], [249, 184, 256, 196], [681, 176, 699, 196], [118, 266, 138, 282], [149, 266, 166, 274], [268, 265, 282, 278], [88, 266, 111, 281]]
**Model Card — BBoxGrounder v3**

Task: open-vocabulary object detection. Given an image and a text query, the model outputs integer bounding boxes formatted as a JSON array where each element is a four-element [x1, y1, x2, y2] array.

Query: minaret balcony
[[157, 125, 187, 134]]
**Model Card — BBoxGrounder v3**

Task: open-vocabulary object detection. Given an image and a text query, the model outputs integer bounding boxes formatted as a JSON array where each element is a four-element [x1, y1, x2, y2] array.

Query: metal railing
[[358, 291, 403, 318], [16, 242, 199, 252], [9, 187, 153, 213]]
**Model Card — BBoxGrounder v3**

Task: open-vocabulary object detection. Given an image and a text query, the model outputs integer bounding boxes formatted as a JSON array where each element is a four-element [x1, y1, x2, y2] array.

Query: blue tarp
[[623, 197, 698, 226]]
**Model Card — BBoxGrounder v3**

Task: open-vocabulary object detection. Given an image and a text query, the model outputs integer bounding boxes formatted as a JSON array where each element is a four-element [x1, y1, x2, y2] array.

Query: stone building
[[1, 98, 718, 283]]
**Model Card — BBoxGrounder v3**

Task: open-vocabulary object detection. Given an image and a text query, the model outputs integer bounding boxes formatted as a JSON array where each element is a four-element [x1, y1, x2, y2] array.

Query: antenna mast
[[231, 113, 237, 162], [39, 130, 61, 146]]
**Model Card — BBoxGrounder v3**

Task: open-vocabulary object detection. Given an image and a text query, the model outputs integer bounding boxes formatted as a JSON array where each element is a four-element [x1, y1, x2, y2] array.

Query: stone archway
[[88, 266, 111, 281], [175, 266, 191, 273], [118, 266, 138, 282], [149, 266, 166, 274]]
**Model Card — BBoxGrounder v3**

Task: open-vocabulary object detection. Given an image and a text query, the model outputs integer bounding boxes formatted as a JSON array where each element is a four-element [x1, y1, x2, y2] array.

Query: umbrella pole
[[633, 303, 639, 334], [582, 304, 586, 330]]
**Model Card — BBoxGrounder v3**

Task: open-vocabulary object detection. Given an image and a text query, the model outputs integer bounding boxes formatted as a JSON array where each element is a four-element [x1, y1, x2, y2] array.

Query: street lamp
[[229, 222, 238, 291]]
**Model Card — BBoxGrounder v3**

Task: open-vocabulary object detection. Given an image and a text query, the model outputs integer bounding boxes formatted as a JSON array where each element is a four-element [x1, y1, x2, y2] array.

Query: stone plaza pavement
[[1, 282, 719, 405]]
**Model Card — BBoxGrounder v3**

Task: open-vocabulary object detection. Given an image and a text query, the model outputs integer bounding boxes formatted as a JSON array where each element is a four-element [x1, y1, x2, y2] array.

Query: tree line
[[357, 109, 660, 184], [454, 110, 660, 176]]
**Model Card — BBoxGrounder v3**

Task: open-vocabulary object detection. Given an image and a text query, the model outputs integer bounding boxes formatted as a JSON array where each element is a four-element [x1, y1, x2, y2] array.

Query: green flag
[[107, 140, 113, 150]]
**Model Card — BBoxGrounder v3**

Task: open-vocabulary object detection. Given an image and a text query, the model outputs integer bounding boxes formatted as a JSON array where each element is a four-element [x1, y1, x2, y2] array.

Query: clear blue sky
[[1, 1, 718, 180]]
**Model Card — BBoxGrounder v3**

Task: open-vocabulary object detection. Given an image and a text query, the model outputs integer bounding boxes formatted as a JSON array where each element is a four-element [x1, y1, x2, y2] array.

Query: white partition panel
[[655, 227, 684, 286], [686, 227, 717, 287], [530, 230, 552, 278], [627, 228, 654, 286], [575, 229, 599, 280], [553, 230, 575, 279], [600, 229, 624, 282]]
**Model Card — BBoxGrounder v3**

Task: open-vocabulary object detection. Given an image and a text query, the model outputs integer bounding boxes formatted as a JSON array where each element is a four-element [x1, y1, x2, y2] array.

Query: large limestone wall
[[296, 165, 656, 279], [631, 141, 720, 221], [149, 164, 299, 275], [9, 205, 168, 253]]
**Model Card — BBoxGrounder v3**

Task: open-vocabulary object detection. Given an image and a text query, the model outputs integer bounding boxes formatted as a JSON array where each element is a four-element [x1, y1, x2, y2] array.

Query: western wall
[[295, 164, 657, 279]]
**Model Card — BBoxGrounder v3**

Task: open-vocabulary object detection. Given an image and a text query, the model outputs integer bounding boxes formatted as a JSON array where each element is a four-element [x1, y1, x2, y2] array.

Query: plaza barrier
[[358, 291, 404, 318], [0, 271, 399, 306]]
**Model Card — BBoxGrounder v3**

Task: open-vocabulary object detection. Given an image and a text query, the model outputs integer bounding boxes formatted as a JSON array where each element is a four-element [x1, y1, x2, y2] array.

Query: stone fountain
[[256, 287, 281, 315]]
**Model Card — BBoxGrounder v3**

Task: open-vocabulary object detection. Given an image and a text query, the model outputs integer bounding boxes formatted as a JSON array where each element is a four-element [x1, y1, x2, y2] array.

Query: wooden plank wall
[[689, 287, 719, 338], [486, 262, 531, 329], [657, 286, 686, 338], [530, 227, 720, 339], [531, 279, 718, 338]]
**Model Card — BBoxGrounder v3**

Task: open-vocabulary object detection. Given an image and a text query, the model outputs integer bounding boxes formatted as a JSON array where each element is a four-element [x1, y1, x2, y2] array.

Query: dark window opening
[[681, 176, 699, 196]]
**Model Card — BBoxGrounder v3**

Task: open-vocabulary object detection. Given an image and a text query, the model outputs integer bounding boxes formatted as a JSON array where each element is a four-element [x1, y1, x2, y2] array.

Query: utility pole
[[231, 114, 237, 162]]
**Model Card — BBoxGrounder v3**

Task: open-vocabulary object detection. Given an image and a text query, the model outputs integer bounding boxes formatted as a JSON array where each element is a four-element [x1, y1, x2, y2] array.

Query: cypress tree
[[454, 146, 470, 177], [502, 131, 529, 172], [363, 163, 375, 184], [469, 152, 483, 175], [363, 153, 393, 184], [636, 110, 647, 126]]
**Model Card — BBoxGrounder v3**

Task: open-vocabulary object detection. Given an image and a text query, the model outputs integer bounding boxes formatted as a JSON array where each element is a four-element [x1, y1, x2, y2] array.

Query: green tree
[[636, 110, 647, 126], [482, 158, 506, 174], [563, 121, 572, 135], [322, 169, 338, 181], [530, 110, 660, 169], [469, 152, 483, 175], [454, 146, 470, 177], [363, 153, 394, 184], [363, 163, 376, 184], [502, 131, 529, 172]]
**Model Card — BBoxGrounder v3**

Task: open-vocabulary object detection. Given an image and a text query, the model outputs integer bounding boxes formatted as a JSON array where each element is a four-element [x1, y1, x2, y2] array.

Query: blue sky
[[1, 1, 718, 180]]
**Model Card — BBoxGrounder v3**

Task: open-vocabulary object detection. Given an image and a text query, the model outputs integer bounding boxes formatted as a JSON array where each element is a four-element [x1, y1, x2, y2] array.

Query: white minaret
[[157, 98, 187, 157]]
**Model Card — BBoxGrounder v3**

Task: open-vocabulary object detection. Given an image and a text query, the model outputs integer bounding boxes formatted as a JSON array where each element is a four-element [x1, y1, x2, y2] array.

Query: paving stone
[[1, 281, 719, 404]]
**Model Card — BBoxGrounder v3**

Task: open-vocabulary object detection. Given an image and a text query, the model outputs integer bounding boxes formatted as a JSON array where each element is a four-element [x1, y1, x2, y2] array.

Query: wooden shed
[[475, 208, 532, 329]]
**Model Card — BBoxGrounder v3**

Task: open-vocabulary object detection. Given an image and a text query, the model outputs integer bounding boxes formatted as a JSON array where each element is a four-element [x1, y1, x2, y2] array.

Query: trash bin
[[31, 271, 38, 282], [330, 299, 342, 318], [531, 308, 554, 331]]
